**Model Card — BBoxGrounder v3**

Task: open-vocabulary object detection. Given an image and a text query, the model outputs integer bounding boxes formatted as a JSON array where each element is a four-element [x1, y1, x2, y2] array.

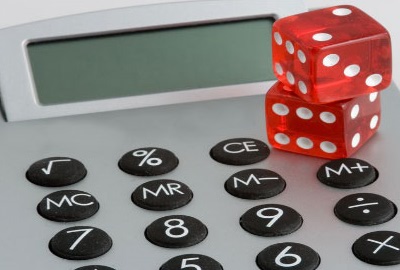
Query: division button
[[225, 169, 286, 199], [26, 157, 87, 187], [37, 190, 100, 222], [335, 193, 396, 226], [132, 179, 193, 211], [257, 242, 320, 270], [75, 266, 115, 270], [118, 147, 179, 176], [49, 226, 112, 260], [145, 215, 208, 248], [240, 204, 302, 237], [353, 231, 400, 266], [160, 254, 223, 270], [210, 138, 270, 165], [317, 158, 378, 188]]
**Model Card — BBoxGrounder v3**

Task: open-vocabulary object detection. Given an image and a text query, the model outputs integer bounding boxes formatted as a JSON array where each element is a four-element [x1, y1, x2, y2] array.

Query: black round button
[[317, 158, 377, 188], [240, 204, 303, 237], [38, 190, 100, 222], [335, 193, 396, 226], [145, 215, 208, 248], [225, 169, 286, 199], [132, 179, 193, 211], [353, 231, 400, 266], [257, 242, 320, 270], [27, 157, 87, 187], [75, 266, 115, 270], [161, 254, 223, 270], [210, 138, 270, 165], [49, 226, 112, 260], [118, 147, 179, 176]]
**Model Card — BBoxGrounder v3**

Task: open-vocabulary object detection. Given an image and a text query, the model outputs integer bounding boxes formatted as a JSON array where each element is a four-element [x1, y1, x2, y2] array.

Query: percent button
[[119, 147, 179, 176]]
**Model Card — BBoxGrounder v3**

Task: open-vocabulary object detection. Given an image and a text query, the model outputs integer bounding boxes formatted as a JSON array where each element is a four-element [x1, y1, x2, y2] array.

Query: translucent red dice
[[272, 5, 391, 104], [266, 82, 381, 159]]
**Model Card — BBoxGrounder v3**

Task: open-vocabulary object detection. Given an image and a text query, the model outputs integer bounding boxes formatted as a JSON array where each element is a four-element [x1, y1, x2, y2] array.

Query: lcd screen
[[28, 18, 275, 105]]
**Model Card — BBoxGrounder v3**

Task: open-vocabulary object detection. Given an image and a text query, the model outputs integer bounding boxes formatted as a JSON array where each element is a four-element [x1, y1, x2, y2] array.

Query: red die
[[272, 5, 391, 104], [265, 82, 381, 159]]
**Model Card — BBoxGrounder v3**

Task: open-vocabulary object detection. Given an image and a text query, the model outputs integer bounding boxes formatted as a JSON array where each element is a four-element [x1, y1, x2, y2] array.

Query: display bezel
[[0, 0, 306, 121]]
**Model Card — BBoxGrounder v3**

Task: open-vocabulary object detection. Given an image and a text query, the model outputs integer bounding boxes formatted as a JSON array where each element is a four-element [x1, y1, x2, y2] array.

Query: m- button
[[210, 138, 270, 165]]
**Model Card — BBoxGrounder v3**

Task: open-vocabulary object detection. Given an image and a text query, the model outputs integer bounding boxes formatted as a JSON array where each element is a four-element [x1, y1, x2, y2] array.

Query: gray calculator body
[[0, 1, 400, 269]]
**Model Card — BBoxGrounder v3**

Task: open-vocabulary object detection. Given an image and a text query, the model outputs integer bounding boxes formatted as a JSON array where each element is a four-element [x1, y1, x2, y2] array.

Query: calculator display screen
[[27, 18, 274, 105]]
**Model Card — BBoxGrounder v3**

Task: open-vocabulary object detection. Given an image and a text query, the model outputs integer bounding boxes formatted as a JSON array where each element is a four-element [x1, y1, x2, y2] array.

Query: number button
[[37, 190, 100, 222], [26, 157, 87, 187], [161, 254, 223, 270], [145, 215, 208, 248], [49, 226, 112, 260], [240, 204, 303, 236], [257, 242, 320, 270]]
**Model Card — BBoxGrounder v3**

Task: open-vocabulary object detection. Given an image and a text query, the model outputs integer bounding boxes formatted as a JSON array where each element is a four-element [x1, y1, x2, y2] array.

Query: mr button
[[317, 158, 378, 189], [210, 138, 270, 165]]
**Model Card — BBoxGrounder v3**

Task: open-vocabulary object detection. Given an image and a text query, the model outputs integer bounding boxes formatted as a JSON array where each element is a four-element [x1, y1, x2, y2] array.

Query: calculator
[[1, 0, 400, 269]]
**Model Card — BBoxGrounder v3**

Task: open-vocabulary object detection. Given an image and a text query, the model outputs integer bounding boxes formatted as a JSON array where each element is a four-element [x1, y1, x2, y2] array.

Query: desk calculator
[[0, 1, 400, 269]]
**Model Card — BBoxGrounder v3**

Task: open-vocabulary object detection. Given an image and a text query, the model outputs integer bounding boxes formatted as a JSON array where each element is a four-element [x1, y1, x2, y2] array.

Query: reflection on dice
[[272, 5, 391, 104], [266, 82, 380, 159]]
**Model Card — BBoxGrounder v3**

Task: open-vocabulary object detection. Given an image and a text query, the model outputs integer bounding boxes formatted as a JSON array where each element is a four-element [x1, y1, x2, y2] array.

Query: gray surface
[[0, 82, 399, 269]]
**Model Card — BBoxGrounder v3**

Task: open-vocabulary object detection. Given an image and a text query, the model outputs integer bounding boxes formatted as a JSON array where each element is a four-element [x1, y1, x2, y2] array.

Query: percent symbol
[[348, 197, 379, 214], [133, 149, 163, 167]]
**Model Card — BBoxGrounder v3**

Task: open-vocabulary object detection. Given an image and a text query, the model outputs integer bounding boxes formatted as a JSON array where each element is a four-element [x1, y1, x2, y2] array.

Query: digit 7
[[67, 228, 94, 250]]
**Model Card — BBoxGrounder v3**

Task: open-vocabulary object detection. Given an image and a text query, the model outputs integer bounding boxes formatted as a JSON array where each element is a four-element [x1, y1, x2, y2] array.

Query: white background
[[0, 0, 398, 86]]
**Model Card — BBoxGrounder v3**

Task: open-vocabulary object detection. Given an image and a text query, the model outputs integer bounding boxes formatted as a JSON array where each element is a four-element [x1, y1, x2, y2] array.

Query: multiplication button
[[161, 254, 223, 270], [240, 204, 302, 237], [317, 158, 378, 188], [26, 157, 87, 187], [353, 231, 400, 266], [225, 169, 286, 199], [119, 147, 179, 176], [49, 226, 112, 260], [145, 215, 208, 248], [37, 190, 100, 222], [210, 138, 270, 165], [257, 243, 320, 270], [335, 193, 396, 226]]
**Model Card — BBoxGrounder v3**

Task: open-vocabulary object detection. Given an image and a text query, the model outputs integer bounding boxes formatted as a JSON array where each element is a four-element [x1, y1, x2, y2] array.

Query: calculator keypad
[[240, 204, 303, 237], [145, 215, 208, 248]]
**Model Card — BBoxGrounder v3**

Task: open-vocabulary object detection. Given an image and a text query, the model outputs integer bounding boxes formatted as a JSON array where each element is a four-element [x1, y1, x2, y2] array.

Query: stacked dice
[[265, 5, 392, 159]]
